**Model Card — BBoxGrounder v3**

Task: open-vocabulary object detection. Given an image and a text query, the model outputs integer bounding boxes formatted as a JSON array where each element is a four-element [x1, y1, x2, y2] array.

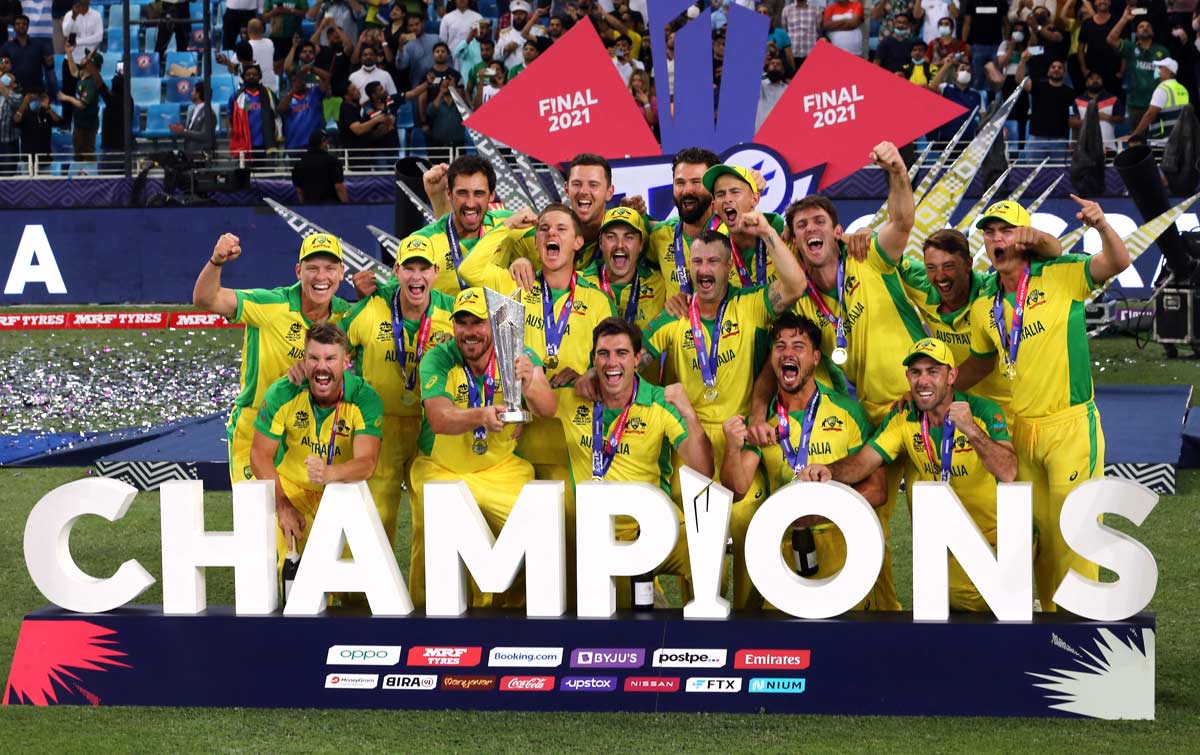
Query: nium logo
[[734, 649, 812, 670], [652, 649, 728, 668], [488, 647, 564, 668], [439, 675, 496, 691], [559, 676, 618, 692], [569, 648, 645, 669], [748, 677, 807, 694], [324, 673, 378, 690], [382, 674, 438, 690], [685, 677, 742, 693], [408, 646, 482, 667], [499, 675, 555, 692], [624, 677, 681, 693], [326, 645, 403, 666]]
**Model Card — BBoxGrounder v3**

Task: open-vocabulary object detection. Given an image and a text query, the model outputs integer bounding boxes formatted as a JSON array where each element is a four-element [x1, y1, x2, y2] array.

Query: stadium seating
[[130, 76, 163, 106], [210, 74, 237, 106], [131, 52, 160, 78], [53, 54, 65, 76], [165, 51, 200, 77], [165, 76, 196, 103], [144, 26, 158, 52], [51, 131, 73, 156], [396, 100, 414, 129], [100, 55, 119, 81], [106, 28, 123, 53], [213, 103, 227, 136], [140, 103, 183, 137]]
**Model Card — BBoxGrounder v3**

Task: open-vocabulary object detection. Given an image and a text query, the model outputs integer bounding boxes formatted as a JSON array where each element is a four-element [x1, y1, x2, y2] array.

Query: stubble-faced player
[[195, 232, 351, 484], [410, 287, 556, 608], [954, 197, 1130, 611], [804, 338, 1018, 612], [249, 324, 383, 580], [580, 207, 667, 332], [722, 313, 884, 609], [704, 164, 788, 290]]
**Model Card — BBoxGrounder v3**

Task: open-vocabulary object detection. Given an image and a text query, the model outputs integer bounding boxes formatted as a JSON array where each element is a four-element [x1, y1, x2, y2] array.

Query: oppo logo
[[325, 645, 403, 666]]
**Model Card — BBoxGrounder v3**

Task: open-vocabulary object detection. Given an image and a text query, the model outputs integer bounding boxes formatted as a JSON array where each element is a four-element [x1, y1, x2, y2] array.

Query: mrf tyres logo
[[652, 649, 728, 668], [569, 648, 644, 669], [326, 645, 403, 666], [407, 646, 482, 667], [382, 674, 437, 691], [685, 677, 742, 693]]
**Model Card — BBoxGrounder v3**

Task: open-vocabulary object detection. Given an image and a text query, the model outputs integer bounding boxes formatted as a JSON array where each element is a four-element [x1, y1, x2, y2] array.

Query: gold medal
[[703, 386, 719, 403], [545, 354, 559, 370], [591, 475, 604, 482], [1005, 362, 1017, 380], [472, 438, 488, 455], [831, 347, 848, 365], [400, 390, 417, 406]]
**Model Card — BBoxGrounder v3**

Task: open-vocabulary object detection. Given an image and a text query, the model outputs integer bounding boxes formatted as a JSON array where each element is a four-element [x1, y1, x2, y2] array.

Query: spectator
[[877, 12, 918, 72], [264, 0, 309, 77], [0, 59, 21, 167], [293, 129, 347, 202], [58, 0, 99, 127], [452, 18, 491, 74], [228, 64, 280, 160], [756, 2, 795, 70], [497, 2, 546, 70], [313, 19, 353, 99], [98, 60, 126, 159], [1107, 7, 1171, 132], [989, 20, 1031, 146], [508, 39, 539, 78], [359, 79, 399, 161], [352, 26, 394, 69], [155, 0, 191, 54], [1128, 57, 1189, 141], [960, 0, 1005, 91], [871, 0, 916, 42], [755, 53, 787, 130], [423, 67, 466, 147], [1077, 0, 1120, 98], [466, 37, 498, 103], [50, 0, 68, 54], [1019, 54, 1074, 159], [914, 0, 959, 43], [279, 63, 330, 150], [440, 0, 483, 63], [284, 37, 319, 85], [900, 39, 939, 83], [13, 89, 60, 164], [55, 47, 98, 161], [1069, 69, 1124, 151], [611, 34, 643, 84], [547, 14, 570, 43], [928, 59, 982, 141], [822, 0, 865, 57], [348, 42, 395, 104], [0, 0, 21, 46], [1024, 3, 1068, 81], [169, 79, 215, 154], [782, 0, 821, 68], [337, 79, 366, 148], [398, 11, 441, 86], [247, 19, 280, 93], [308, 0, 364, 48], [629, 67, 657, 132], [472, 61, 504, 106], [927, 17, 971, 67], [223, 0, 260, 52]]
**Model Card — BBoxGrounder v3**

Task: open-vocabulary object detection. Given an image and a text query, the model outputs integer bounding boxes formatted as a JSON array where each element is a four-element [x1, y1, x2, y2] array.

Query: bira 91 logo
[[382, 674, 438, 691], [499, 675, 555, 692], [734, 649, 812, 670], [651, 649, 728, 668], [324, 673, 378, 690], [408, 646, 483, 667], [685, 677, 742, 693], [624, 677, 681, 693]]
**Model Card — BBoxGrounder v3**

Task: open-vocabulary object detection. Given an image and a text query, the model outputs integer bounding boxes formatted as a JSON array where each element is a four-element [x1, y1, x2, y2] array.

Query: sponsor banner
[[685, 677, 743, 693], [407, 646, 483, 667], [440, 675, 496, 691], [168, 312, 241, 329], [559, 676, 619, 692], [488, 647, 564, 668], [748, 677, 807, 694], [381, 674, 438, 690], [624, 677, 681, 693], [734, 649, 811, 670], [324, 673, 378, 690], [0, 310, 241, 331], [569, 648, 645, 669], [325, 645, 403, 666], [652, 649, 728, 668], [499, 675, 555, 692]]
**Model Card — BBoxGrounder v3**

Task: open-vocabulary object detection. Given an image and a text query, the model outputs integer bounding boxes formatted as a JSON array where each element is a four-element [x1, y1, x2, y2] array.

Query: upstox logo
[[559, 676, 618, 692], [408, 646, 482, 667], [488, 647, 564, 668], [382, 674, 437, 691], [326, 645, 403, 666], [652, 649, 728, 668], [685, 677, 741, 693], [748, 678, 807, 694]]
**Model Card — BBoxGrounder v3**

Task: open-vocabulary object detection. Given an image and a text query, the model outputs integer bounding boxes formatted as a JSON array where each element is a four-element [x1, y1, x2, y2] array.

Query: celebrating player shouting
[[580, 207, 666, 331], [704, 164, 787, 290], [647, 147, 725, 299]]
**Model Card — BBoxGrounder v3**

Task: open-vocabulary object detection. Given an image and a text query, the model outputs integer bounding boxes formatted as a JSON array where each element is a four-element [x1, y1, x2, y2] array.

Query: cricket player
[[194, 232, 352, 484], [646, 147, 727, 299], [954, 197, 1130, 611], [579, 207, 667, 332], [803, 338, 1018, 613], [704, 163, 787, 290]]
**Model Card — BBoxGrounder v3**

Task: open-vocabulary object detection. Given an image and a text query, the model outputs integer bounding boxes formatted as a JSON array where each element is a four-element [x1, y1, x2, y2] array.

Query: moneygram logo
[[559, 676, 618, 692], [624, 677, 681, 693], [324, 673, 378, 690], [440, 675, 496, 691], [382, 674, 437, 691], [569, 648, 644, 669], [748, 678, 807, 694], [652, 649, 728, 668], [408, 646, 482, 667], [500, 675, 555, 692], [685, 677, 742, 693], [326, 645, 403, 666], [734, 649, 811, 670], [488, 647, 564, 668]]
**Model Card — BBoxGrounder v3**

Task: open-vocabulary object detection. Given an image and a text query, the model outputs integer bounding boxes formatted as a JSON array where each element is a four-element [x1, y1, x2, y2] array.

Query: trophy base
[[499, 410, 532, 424]]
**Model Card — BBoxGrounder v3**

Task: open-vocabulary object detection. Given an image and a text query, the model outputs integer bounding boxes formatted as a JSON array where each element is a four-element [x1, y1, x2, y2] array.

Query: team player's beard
[[677, 192, 712, 225], [309, 368, 341, 405], [777, 356, 815, 396]]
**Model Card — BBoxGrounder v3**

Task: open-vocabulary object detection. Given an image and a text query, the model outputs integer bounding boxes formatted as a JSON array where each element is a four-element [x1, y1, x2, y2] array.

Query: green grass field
[[1, 326, 1197, 752]]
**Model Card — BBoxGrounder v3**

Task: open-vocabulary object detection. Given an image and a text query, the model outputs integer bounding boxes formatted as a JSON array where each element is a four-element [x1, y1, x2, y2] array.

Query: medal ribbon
[[730, 238, 767, 288], [672, 214, 723, 295], [591, 377, 639, 479], [804, 256, 848, 353], [540, 272, 576, 363], [687, 291, 729, 390], [920, 411, 956, 482], [993, 265, 1031, 373], [444, 217, 485, 290], [777, 388, 821, 477], [599, 264, 641, 324], [463, 351, 497, 444], [391, 288, 433, 390]]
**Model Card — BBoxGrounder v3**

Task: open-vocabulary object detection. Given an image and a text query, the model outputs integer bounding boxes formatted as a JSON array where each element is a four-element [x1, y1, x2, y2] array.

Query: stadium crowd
[[3, 0, 1200, 171], [193, 146, 1130, 613]]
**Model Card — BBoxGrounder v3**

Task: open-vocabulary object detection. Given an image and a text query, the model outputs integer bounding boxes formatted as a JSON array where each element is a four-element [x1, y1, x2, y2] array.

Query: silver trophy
[[484, 287, 532, 423]]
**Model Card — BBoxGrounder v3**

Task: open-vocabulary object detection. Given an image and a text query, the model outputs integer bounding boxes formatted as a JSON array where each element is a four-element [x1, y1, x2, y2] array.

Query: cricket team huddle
[[192, 141, 1131, 613]]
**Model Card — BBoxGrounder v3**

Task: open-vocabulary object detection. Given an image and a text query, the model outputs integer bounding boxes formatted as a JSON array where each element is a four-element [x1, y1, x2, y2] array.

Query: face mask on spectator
[[1012, 30, 1025, 42], [895, 27, 910, 39], [0, 74, 12, 87], [362, 63, 376, 71], [939, 24, 952, 37], [29, 99, 40, 111], [957, 70, 971, 85], [1086, 83, 1103, 93]]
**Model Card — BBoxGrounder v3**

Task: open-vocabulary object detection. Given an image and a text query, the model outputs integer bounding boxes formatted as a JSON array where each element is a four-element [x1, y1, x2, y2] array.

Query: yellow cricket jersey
[[509, 225, 600, 272], [253, 371, 384, 493], [646, 214, 726, 299], [868, 391, 1011, 539], [553, 380, 688, 496], [968, 255, 1099, 419], [404, 209, 515, 295], [793, 235, 927, 417], [644, 286, 775, 426], [458, 225, 617, 380], [229, 282, 353, 417], [416, 339, 543, 473], [900, 267, 1013, 410], [339, 283, 456, 418], [754, 387, 874, 494], [725, 212, 787, 290], [579, 260, 667, 333]]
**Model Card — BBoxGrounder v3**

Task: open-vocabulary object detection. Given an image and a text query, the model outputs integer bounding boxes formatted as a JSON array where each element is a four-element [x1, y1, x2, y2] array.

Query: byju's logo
[[685, 677, 742, 693], [652, 649, 728, 668], [748, 678, 807, 694], [326, 645, 403, 666], [569, 648, 645, 669], [559, 676, 618, 692]]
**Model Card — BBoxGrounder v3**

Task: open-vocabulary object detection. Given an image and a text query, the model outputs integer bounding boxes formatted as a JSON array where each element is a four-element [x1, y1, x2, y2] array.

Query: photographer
[[307, 0, 365, 47], [13, 90, 63, 166], [423, 66, 466, 148], [472, 62, 505, 107]]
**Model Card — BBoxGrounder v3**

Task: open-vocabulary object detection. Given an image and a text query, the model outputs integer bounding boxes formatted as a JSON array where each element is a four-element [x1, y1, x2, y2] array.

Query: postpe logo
[[685, 677, 742, 693], [651, 649, 728, 668], [748, 678, 807, 694], [326, 645, 403, 666], [559, 676, 618, 692]]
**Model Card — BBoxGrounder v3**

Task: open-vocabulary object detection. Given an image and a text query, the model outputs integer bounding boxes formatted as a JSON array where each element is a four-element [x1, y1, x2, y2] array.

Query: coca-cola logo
[[499, 675, 554, 692]]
